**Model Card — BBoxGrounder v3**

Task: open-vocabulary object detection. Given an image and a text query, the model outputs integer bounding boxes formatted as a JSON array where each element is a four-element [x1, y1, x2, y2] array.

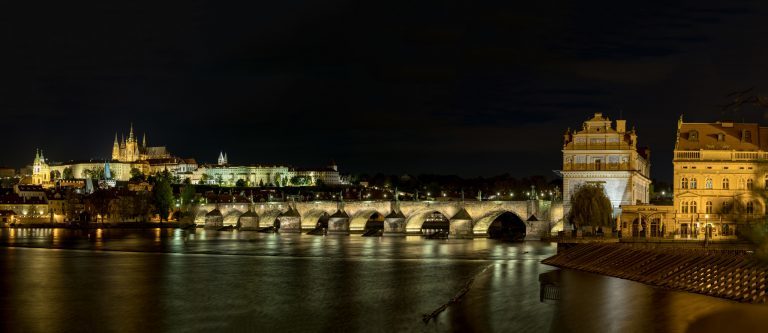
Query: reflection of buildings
[[560, 113, 651, 219], [620, 117, 767, 239]]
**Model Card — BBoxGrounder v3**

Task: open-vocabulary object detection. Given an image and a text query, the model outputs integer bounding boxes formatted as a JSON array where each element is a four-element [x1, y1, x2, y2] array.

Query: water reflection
[[0, 229, 763, 332]]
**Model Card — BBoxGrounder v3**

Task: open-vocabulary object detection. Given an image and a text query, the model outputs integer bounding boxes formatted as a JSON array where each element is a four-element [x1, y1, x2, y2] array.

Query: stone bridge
[[193, 200, 563, 240]]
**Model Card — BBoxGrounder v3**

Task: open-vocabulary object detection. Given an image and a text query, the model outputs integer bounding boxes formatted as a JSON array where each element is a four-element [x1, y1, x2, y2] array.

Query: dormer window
[[743, 130, 752, 143], [689, 130, 699, 141], [717, 133, 725, 142]]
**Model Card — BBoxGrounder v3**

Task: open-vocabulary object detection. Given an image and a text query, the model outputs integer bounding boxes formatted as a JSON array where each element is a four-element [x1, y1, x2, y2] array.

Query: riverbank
[[543, 242, 767, 303]]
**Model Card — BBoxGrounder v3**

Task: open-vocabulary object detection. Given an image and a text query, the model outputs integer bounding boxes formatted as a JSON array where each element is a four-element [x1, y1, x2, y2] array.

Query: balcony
[[675, 150, 768, 161], [562, 163, 631, 171]]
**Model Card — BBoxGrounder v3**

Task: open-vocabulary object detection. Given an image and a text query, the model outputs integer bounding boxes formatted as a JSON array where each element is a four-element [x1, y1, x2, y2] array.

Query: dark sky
[[3, 1, 768, 181]]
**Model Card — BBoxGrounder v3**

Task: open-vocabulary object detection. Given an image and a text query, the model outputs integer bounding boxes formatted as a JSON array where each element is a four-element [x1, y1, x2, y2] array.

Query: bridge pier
[[278, 207, 302, 233], [204, 209, 223, 230], [327, 209, 350, 235], [449, 208, 473, 239], [239, 210, 260, 231], [382, 210, 406, 236]]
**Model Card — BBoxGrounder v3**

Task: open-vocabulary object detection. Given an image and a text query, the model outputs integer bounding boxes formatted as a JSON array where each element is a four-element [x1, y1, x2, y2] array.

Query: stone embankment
[[542, 243, 768, 303]]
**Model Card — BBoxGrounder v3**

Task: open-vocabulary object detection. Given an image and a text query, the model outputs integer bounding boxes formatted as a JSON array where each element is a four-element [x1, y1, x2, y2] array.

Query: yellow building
[[672, 117, 766, 239]]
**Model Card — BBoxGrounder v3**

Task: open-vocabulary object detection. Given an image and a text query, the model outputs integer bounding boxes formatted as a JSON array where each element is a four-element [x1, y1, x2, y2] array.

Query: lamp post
[[704, 214, 710, 247]]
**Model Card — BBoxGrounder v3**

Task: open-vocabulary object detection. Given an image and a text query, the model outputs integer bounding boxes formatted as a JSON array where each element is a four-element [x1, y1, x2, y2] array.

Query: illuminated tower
[[112, 133, 120, 160], [32, 149, 50, 185]]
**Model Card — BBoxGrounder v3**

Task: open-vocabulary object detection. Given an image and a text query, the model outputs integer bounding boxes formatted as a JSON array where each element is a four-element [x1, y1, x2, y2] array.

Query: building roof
[[330, 209, 349, 218], [241, 210, 259, 218], [677, 121, 768, 151], [205, 209, 222, 217], [451, 208, 472, 220], [385, 210, 406, 219]]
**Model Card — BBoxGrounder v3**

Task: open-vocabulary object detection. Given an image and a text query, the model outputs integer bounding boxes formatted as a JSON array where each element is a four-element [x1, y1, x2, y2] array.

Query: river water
[[0, 228, 764, 333]]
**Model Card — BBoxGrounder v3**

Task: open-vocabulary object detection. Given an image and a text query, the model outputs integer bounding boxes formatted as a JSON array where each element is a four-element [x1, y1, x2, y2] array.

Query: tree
[[152, 178, 174, 221], [83, 167, 105, 180], [236, 179, 246, 187], [129, 168, 146, 182], [200, 173, 210, 184], [290, 176, 311, 186], [567, 184, 613, 231], [62, 167, 74, 180]]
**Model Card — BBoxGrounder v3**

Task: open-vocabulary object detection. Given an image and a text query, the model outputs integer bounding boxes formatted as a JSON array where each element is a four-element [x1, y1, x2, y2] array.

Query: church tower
[[32, 149, 50, 185], [112, 133, 120, 160]]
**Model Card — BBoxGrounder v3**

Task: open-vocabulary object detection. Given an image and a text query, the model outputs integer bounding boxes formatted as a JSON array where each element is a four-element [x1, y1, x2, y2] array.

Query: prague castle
[[111, 124, 170, 162], [31, 123, 344, 188]]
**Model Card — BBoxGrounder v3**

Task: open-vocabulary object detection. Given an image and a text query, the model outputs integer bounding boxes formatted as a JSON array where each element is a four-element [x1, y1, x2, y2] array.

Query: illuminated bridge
[[194, 200, 563, 240]]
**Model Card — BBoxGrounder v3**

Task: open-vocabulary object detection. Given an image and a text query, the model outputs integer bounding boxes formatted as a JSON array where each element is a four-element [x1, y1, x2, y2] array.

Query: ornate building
[[31, 149, 50, 185], [112, 124, 170, 162], [671, 117, 767, 238], [561, 113, 651, 221]]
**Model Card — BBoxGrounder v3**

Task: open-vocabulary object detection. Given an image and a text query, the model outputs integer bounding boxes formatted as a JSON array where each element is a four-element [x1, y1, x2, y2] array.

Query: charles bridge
[[193, 199, 563, 239]]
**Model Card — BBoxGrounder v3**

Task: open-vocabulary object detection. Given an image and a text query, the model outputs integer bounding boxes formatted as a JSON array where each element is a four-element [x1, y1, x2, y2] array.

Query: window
[[705, 178, 713, 189], [748, 179, 754, 190], [595, 159, 602, 170], [739, 178, 746, 189], [706, 201, 713, 214], [681, 201, 689, 213], [681, 178, 688, 189], [723, 178, 729, 189], [717, 133, 725, 141], [689, 130, 699, 141], [691, 201, 697, 213], [747, 201, 755, 214], [745, 130, 752, 142], [690, 178, 697, 189]]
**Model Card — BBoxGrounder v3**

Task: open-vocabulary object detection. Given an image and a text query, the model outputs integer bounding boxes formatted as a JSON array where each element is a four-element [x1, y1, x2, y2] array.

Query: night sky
[[3, 1, 768, 182]]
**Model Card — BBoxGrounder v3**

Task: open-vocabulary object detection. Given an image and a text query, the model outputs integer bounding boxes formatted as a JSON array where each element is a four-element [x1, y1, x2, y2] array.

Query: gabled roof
[[677, 121, 768, 151], [451, 208, 472, 220], [385, 210, 405, 219], [330, 209, 349, 218]]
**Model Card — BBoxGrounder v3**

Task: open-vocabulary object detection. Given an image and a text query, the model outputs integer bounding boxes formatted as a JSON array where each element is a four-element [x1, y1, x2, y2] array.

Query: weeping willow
[[567, 184, 613, 229]]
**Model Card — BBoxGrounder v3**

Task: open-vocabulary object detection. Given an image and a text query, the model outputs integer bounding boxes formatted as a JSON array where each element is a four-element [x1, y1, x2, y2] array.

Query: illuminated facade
[[671, 117, 767, 238], [561, 113, 651, 220], [112, 124, 170, 162]]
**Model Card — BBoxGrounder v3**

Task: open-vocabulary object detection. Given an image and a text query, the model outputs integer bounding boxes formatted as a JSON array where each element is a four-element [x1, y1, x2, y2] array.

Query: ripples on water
[[0, 228, 763, 333]]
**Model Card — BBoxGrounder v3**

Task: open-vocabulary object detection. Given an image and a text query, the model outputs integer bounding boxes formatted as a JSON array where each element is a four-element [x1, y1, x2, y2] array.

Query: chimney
[[616, 120, 626, 133]]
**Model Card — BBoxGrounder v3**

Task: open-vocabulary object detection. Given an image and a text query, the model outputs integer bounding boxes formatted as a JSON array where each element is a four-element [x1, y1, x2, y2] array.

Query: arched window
[[681, 201, 689, 213], [681, 178, 688, 189], [690, 201, 697, 213], [690, 178, 697, 189], [748, 179, 754, 190], [747, 201, 755, 214], [722, 201, 731, 212], [705, 178, 713, 189], [723, 178, 730, 189], [706, 201, 713, 213]]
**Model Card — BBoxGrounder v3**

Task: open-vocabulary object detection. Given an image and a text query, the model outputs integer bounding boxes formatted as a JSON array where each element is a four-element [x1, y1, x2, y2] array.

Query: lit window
[[705, 201, 712, 213], [690, 178, 697, 189], [722, 178, 730, 189], [681, 178, 688, 189], [705, 178, 713, 189]]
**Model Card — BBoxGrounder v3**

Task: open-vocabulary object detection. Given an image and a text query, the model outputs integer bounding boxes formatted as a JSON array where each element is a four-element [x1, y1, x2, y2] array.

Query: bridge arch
[[223, 209, 243, 226], [261, 210, 283, 229], [472, 210, 526, 236], [349, 209, 386, 232], [404, 208, 453, 233], [302, 209, 333, 229]]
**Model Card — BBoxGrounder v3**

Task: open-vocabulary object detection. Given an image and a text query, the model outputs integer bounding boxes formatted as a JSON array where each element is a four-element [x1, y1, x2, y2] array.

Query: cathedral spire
[[142, 133, 147, 148], [129, 123, 135, 140], [114, 133, 118, 145]]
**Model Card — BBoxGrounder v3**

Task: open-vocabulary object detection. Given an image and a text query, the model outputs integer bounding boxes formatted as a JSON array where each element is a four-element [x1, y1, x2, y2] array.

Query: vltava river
[[0, 228, 762, 332]]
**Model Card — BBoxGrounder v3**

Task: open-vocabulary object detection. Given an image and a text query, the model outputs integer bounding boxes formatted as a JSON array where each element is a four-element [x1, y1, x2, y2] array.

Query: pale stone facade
[[561, 113, 651, 221]]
